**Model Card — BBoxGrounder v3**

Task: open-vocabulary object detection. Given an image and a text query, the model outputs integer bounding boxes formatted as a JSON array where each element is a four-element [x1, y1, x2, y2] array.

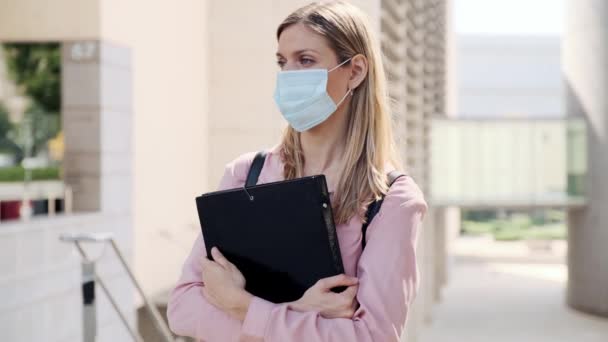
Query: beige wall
[[207, 0, 285, 187], [48, 0, 211, 298], [0, 0, 100, 41], [97, 0, 211, 298], [131, 1, 209, 299], [0, 0, 211, 299]]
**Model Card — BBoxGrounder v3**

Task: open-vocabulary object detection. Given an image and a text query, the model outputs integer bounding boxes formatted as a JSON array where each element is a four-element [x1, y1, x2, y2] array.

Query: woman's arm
[[167, 235, 244, 340], [239, 177, 428, 342]]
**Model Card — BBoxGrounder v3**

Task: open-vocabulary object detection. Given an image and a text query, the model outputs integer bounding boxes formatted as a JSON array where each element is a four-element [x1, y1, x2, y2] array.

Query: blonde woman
[[167, 1, 427, 341]]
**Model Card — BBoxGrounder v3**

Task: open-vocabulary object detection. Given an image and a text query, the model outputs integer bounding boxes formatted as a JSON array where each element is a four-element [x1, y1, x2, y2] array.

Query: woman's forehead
[[277, 23, 333, 57]]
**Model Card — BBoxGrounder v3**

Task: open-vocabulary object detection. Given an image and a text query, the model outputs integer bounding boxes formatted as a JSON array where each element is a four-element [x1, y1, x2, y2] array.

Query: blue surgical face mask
[[273, 58, 353, 132]]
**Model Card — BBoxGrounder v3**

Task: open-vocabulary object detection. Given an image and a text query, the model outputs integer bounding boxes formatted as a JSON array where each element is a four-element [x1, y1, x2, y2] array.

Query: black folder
[[195, 174, 345, 303]]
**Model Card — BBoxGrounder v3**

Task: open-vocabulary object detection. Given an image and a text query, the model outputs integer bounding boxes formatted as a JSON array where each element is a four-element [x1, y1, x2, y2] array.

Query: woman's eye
[[300, 58, 315, 66], [277, 60, 286, 68]]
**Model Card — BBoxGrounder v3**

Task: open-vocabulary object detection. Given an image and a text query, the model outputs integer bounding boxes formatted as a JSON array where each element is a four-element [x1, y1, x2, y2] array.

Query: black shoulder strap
[[361, 170, 407, 250], [245, 151, 267, 187]]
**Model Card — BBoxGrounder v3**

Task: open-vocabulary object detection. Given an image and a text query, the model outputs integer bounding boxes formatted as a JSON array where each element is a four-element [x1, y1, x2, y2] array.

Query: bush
[[510, 214, 532, 230], [462, 220, 494, 235], [463, 209, 497, 221], [493, 228, 523, 241], [0, 166, 60, 182], [461, 210, 567, 241], [523, 224, 567, 240], [492, 223, 566, 241]]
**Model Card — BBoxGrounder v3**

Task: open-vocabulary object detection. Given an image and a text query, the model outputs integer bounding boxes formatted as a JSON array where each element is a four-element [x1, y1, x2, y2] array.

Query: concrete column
[[400, 1, 449, 340], [62, 41, 133, 217], [434, 207, 447, 301], [380, 0, 408, 161], [563, 0, 608, 316]]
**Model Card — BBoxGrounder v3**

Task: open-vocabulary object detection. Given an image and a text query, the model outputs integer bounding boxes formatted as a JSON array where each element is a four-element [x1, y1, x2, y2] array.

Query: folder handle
[[243, 151, 268, 201], [245, 151, 267, 187], [243, 187, 254, 201]]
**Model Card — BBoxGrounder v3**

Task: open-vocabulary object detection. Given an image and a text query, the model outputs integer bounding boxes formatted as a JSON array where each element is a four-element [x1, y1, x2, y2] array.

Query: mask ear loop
[[335, 88, 353, 107], [330, 57, 355, 107], [328, 57, 353, 72]]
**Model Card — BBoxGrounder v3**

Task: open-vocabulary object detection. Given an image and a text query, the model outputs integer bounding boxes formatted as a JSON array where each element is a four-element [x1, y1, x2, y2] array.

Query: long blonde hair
[[277, 1, 403, 225]]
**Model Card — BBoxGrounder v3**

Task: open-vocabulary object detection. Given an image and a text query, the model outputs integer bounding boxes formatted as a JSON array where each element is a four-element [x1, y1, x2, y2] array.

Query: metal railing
[[60, 232, 175, 342]]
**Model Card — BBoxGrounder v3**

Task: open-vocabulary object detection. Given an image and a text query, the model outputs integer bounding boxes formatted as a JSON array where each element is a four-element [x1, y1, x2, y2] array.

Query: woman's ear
[[348, 54, 368, 91]]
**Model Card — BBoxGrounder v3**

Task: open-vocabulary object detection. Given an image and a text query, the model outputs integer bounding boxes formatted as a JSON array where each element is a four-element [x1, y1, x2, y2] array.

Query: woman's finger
[[201, 256, 222, 276], [343, 307, 356, 318], [211, 247, 231, 268], [342, 284, 359, 299], [318, 274, 358, 290]]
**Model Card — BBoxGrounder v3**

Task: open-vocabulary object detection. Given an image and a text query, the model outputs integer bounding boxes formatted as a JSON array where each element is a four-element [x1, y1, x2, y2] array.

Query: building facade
[[457, 34, 563, 119]]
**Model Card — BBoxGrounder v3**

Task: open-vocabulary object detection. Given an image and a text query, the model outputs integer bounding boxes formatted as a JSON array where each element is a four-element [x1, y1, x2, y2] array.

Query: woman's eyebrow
[[276, 49, 320, 58]]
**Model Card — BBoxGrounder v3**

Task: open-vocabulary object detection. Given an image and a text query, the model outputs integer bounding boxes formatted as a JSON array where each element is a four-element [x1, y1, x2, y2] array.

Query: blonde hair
[[277, 0, 403, 225]]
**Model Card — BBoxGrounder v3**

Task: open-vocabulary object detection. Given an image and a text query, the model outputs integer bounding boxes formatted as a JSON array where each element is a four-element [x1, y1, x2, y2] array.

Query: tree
[[3, 43, 61, 114], [23, 102, 61, 157], [0, 103, 22, 160], [1, 43, 62, 162], [0, 102, 12, 139]]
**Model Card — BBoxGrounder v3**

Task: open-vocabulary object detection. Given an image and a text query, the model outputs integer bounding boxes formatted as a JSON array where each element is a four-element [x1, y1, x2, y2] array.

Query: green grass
[[0, 166, 60, 182], [518, 224, 566, 240], [462, 220, 494, 235], [462, 217, 566, 241]]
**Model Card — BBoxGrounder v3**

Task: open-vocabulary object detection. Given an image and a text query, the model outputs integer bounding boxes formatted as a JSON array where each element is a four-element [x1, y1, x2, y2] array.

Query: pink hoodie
[[167, 145, 428, 341]]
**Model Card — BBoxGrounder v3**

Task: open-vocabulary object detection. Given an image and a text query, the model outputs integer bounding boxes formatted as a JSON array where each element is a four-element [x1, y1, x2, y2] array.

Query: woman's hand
[[290, 274, 360, 319], [201, 247, 252, 321]]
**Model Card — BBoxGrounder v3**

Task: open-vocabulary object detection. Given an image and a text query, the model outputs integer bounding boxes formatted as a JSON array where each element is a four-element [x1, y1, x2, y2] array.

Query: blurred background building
[[457, 35, 562, 119], [0, 0, 606, 342], [421, 1, 607, 341]]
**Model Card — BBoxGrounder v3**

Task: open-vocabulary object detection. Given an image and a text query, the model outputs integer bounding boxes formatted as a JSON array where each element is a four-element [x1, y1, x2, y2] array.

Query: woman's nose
[[282, 62, 301, 71]]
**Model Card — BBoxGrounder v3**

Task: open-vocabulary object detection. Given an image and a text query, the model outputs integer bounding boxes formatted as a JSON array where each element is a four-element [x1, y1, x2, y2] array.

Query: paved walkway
[[418, 237, 608, 342]]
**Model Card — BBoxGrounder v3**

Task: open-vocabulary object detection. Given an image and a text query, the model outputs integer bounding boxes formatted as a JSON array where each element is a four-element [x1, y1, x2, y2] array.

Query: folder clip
[[243, 186, 254, 201]]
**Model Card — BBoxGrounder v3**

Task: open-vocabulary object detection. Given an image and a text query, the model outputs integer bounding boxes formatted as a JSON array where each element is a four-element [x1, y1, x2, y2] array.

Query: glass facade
[[566, 118, 587, 197], [431, 118, 586, 206]]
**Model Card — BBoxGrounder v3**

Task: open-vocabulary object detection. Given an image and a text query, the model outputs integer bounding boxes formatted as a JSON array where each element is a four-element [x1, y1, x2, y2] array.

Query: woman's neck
[[300, 107, 349, 176]]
